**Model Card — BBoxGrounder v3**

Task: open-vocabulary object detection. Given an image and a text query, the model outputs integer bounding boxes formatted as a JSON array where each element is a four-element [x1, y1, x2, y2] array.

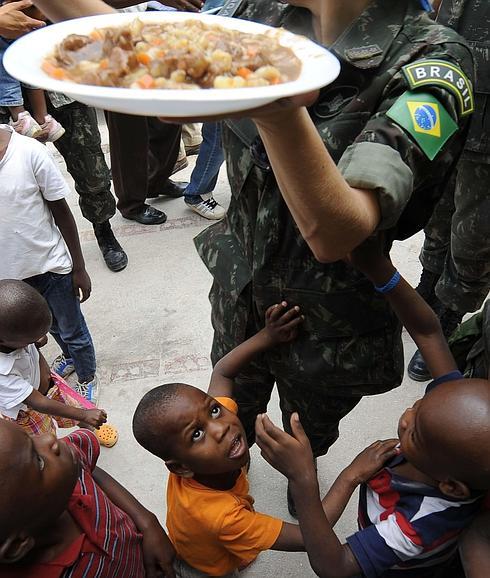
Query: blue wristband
[[374, 271, 401, 294], [419, 0, 433, 11]]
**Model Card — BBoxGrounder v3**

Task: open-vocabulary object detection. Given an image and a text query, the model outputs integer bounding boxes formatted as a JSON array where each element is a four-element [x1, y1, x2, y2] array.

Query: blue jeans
[[184, 122, 224, 200], [24, 272, 96, 382], [0, 37, 23, 107], [202, 0, 225, 9]]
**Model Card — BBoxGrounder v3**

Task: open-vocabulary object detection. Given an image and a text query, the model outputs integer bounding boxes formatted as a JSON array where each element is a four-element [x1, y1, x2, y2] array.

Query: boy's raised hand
[[263, 302, 303, 345], [256, 412, 316, 482], [341, 439, 399, 486]]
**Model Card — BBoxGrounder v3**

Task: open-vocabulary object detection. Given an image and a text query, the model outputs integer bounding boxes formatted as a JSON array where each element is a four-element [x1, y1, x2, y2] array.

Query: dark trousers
[[104, 112, 182, 217]]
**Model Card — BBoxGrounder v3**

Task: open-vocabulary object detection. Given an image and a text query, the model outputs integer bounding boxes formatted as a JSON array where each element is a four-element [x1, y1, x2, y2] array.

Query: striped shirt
[[7, 430, 145, 578], [347, 453, 483, 578]]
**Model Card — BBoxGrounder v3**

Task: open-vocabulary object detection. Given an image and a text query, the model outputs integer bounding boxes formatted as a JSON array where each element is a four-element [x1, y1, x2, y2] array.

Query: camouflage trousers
[[211, 293, 362, 458], [48, 101, 115, 224], [420, 152, 490, 314]]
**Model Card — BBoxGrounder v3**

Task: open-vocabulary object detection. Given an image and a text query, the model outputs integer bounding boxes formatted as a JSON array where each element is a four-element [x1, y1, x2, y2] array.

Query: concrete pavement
[[46, 117, 429, 577]]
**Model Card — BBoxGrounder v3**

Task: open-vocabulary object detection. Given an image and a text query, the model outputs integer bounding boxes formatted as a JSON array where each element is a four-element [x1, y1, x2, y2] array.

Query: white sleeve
[[31, 142, 71, 202], [0, 375, 34, 410]]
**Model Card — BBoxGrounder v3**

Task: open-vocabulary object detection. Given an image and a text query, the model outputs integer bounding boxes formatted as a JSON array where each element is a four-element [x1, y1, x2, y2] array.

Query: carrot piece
[[271, 76, 281, 85], [42, 61, 68, 80], [151, 38, 163, 46], [99, 59, 109, 70], [137, 74, 155, 89], [156, 50, 166, 59], [237, 67, 252, 79], [90, 29, 103, 41], [137, 52, 151, 66]]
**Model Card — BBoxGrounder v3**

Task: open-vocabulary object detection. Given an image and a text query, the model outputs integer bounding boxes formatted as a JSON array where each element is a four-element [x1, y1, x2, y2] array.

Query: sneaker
[[40, 114, 65, 142], [75, 375, 99, 405], [185, 193, 226, 220], [11, 111, 43, 139], [51, 354, 75, 378]]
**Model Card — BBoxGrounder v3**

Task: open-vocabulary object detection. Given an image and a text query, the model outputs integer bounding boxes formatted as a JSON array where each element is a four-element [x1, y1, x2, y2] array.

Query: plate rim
[[4, 12, 340, 108]]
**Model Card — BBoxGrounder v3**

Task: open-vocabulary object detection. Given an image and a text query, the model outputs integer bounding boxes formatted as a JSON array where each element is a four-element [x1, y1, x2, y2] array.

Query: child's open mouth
[[228, 434, 246, 459]]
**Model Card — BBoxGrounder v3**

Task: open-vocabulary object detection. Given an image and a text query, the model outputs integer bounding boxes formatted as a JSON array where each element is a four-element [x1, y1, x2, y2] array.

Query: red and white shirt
[[3, 430, 145, 578]]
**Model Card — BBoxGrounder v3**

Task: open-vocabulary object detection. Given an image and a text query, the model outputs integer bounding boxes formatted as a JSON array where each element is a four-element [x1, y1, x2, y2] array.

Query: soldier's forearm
[[32, 0, 114, 20], [255, 108, 381, 263]]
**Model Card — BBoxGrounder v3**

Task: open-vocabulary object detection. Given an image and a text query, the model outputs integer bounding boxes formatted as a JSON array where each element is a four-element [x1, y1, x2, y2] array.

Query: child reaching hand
[[133, 303, 306, 577], [0, 279, 109, 437], [256, 235, 490, 578]]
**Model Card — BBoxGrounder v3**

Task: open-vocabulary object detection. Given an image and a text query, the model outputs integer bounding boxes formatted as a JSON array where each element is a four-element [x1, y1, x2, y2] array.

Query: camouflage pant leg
[[49, 102, 115, 224], [276, 378, 362, 457], [435, 156, 490, 313], [420, 171, 456, 275]]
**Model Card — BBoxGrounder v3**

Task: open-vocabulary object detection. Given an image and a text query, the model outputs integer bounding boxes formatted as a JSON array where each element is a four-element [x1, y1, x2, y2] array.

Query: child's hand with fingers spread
[[341, 439, 399, 486], [263, 301, 303, 346], [84, 408, 107, 428], [255, 412, 316, 484]]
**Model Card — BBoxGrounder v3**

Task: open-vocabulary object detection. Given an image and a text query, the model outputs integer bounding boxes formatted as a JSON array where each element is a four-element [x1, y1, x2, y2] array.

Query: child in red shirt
[[0, 424, 175, 578]]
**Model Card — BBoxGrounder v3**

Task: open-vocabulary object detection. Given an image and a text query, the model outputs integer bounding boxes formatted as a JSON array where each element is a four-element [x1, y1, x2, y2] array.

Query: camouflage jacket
[[195, 0, 474, 394], [438, 0, 490, 155]]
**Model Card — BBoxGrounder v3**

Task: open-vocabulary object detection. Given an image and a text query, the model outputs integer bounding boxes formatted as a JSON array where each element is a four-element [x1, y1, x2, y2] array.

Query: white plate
[[4, 12, 340, 117]]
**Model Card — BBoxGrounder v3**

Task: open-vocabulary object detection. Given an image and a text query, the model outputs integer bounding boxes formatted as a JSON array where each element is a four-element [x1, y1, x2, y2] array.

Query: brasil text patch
[[386, 91, 458, 160], [402, 59, 474, 116]]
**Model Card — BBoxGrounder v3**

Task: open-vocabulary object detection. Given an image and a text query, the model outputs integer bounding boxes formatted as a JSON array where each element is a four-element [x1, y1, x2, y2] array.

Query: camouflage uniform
[[47, 93, 116, 225], [420, 0, 490, 314], [195, 0, 473, 455], [0, 92, 115, 225]]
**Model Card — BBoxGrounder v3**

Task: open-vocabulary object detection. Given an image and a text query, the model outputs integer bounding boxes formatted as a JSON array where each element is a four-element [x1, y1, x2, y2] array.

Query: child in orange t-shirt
[[132, 303, 306, 577]]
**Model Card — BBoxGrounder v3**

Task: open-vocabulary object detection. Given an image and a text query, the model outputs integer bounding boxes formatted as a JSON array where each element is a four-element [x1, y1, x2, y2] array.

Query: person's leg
[[25, 87, 65, 142], [277, 382, 362, 458], [436, 156, 490, 314], [147, 116, 186, 197], [184, 122, 226, 220], [25, 272, 96, 384], [277, 379, 362, 516], [0, 38, 43, 137], [418, 170, 456, 303], [51, 102, 127, 271], [182, 122, 202, 155], [105, 111, 168, 224], [24, 87, 48, 124]]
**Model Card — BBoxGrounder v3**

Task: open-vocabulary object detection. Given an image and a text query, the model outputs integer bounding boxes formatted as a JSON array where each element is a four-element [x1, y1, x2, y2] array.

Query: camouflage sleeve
[[338, 41, 474, 231]]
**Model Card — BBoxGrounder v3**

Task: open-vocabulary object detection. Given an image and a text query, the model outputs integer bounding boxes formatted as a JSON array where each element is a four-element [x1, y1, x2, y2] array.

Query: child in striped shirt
[[256, 235, 490, 578]]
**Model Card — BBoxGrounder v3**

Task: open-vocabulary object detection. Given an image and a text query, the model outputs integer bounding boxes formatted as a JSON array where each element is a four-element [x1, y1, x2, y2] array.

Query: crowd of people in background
[[0, 0, 489, 577]]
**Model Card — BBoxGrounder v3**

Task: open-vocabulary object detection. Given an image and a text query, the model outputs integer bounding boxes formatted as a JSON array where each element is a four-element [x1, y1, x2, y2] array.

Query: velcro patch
[[386, 91, 458, 160], [403, 59, 474, 116]]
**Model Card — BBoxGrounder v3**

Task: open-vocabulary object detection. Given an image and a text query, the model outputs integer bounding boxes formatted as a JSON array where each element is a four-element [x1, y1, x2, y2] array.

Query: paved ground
[[46, 117, 429, 577]]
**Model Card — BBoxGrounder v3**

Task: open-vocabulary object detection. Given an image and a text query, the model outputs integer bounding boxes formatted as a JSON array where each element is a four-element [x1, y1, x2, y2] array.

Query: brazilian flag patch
[[386, 91, 458, 160]]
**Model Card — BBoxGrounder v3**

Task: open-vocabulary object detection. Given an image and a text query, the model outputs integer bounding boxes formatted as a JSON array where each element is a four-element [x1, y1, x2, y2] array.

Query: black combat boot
[[407, 302, 464, 382], [93, 221, 128, 272]]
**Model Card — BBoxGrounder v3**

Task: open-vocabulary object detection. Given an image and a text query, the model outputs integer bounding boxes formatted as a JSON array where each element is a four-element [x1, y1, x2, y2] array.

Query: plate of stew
[[4, 12, 340, 117]]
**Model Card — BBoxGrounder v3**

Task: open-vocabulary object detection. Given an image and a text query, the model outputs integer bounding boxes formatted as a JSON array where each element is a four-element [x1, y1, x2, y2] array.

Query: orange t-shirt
[[166, 397, 283, 576]]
